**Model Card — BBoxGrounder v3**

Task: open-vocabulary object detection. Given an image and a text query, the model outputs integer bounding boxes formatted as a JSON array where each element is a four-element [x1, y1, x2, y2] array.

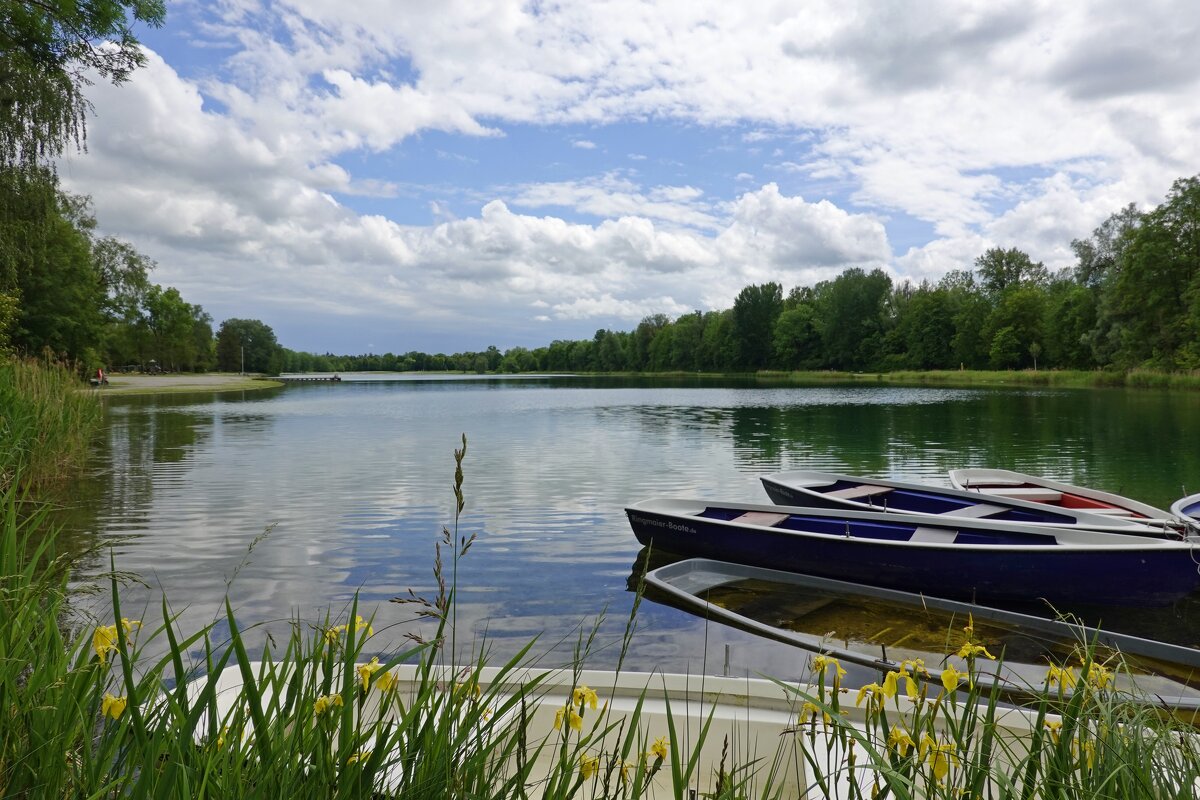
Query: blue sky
[[59, 0, 1200, 355]]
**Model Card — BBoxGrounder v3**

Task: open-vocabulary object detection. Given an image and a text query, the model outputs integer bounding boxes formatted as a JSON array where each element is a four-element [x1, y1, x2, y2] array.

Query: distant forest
[[284, 175, 1200, 376]]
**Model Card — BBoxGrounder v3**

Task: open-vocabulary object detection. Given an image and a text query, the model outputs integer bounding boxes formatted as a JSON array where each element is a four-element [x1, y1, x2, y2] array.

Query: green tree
[[988, 325, 1023, 369], [1110, 176, 1200, 368], [731, 282, 783, 369], [772, 304, 822, 369], [814, 268, 893, 370], [215, 318, 281, 374], [982, 285, 1046, 370], [696, 310, 735, 370], [975, 247, 1048, 300], [893, 284, 955, 369], [2, 0, 166, 168]]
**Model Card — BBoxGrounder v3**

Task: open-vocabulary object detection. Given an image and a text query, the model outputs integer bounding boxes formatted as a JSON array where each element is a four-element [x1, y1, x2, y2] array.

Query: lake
[[61, 374, 1200, 682]]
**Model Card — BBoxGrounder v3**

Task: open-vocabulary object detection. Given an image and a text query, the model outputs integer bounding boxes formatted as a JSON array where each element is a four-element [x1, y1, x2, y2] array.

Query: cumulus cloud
[[56, 0, 1200, 348]]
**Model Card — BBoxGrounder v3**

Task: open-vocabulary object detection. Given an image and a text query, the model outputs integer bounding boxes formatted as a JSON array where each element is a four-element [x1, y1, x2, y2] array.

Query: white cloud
[[58, 0, 1200, 347]]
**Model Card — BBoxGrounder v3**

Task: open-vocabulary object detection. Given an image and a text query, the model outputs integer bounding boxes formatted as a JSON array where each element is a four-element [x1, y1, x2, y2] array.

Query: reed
[[0, 356, 102, 492], [787, 631, 1200, 799]]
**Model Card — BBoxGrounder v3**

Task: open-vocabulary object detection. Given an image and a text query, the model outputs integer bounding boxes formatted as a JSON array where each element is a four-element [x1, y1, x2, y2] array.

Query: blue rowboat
[[625, 499, 1200, 607], [760, 470, 1171, 536]]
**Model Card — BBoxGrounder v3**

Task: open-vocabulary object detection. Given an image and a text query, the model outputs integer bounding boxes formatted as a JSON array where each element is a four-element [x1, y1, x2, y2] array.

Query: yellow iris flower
[[649, 736, 669, 761], [1082, 662, 1113, 689], [887, 726, 915, 757], [357, 657, 382, 689], [579, 754, 599, 779], [326, 615, 375, 644], [1044, 719, 1063, 744], [1047, 664, 1078, 690], [93, 619, 141, 663], [956, 642, 995, 660], [573, 685, 599, 710], [101, 693, 127, 721], [941, 665, 969, 692], [812, 655, 847, 688], [347, 749, 372, 765], [374, 669, 398, 693], [855, 682, 885, 710], [800, 700, 832, 725], [314, 693, 344, 716], [919, 734, 958, 782], [554, 705, 583, 732]]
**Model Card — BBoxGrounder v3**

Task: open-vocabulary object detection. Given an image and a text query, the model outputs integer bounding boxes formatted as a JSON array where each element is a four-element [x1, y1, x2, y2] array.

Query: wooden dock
[[276, 376, 343, 382]]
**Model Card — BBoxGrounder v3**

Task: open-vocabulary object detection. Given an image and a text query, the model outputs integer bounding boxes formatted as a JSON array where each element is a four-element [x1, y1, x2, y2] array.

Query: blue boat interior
[[698, 506, 1059, 546], [820, 480, 1074, 524]]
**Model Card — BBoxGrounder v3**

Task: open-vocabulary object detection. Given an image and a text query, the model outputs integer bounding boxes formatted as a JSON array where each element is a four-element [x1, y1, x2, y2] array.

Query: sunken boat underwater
[[760, 470, 1170, 535], [625, 499, 1200, 607]]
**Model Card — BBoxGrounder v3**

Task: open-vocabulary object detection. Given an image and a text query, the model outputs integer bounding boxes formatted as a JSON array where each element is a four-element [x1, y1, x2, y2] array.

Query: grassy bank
[[0, 357, 103, 492], [752, 368, 1200, 391]]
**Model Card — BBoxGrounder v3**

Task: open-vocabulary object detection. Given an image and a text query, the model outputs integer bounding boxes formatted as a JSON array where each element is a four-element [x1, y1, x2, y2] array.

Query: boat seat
[[939, 503, 1007, 518], [1084, 508, 1135, 516], [826, 485, 894, 500], [908, 527, 958, 543], [733, 511, 791, 527], [986, 487, 1063, 502]]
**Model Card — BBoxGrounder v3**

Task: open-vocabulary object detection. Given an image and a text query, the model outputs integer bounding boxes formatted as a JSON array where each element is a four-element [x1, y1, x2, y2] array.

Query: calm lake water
[[61, 375, 1200, 682]]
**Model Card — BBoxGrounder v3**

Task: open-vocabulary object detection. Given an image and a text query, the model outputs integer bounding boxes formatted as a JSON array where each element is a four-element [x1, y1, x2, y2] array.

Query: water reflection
[[58, 376, 1200, 680]]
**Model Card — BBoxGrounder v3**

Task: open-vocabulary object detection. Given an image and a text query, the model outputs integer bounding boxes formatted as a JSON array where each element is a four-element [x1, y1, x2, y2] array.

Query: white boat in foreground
[[949, 468, 1177, 524], [194, 662, 1049, 799]]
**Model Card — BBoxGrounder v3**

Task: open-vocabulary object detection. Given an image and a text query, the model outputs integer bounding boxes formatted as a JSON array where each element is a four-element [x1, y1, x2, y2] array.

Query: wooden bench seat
[[908, 527, 958, 543], [733, 511, 791, 527], [939, 503, 1007, 518], [985, 487, 1063, 502], [825, 484, 894, 500]]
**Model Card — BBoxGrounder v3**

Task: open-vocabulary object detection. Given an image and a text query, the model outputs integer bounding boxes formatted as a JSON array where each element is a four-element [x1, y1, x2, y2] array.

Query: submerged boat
[[625, 498, 1200, 606], [644, 557, 1200, 706], [949, 468, 1175, 523], [761, 470, 1163, 535], [1173, 493, 1200, 526]]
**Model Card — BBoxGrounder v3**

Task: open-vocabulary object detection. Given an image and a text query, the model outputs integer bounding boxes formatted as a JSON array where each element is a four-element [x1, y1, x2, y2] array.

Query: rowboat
[[761, 470, 1163, 535], [1173, 493, 1200, 525], [644, 557, 1200, 706], [949, 468, 1175, 523], [193, 661, 1049, 798], [625, 498, 1200, 606]]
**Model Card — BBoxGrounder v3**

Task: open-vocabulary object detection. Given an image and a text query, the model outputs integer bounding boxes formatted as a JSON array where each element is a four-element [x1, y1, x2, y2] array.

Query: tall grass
[[0, 356, 102, 492]]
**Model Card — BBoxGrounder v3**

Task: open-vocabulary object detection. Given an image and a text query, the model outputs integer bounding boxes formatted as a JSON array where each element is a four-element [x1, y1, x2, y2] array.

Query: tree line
[[286, 174, 1200, 376]]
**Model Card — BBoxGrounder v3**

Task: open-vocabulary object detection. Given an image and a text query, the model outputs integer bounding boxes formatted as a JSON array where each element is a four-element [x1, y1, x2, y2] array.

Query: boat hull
[[626, 501, 1200, 607]]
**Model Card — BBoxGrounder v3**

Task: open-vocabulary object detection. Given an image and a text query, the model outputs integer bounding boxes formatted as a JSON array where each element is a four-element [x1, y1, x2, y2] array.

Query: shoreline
[[94, 373, 285, 396]]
